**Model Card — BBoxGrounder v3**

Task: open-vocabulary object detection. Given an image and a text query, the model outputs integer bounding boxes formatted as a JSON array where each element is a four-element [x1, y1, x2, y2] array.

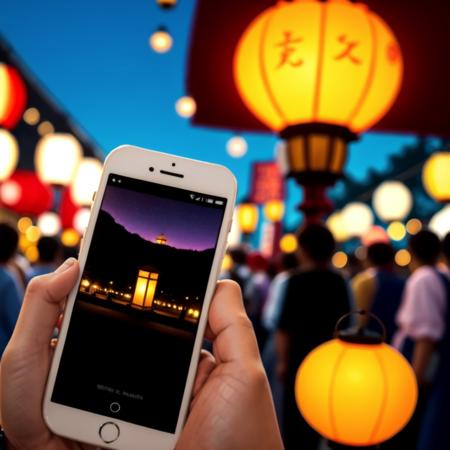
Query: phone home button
[[99, 421, 120, 444]]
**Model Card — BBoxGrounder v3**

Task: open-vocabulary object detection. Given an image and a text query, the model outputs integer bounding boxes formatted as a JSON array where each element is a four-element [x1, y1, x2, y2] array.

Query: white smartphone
[[43, 145, 237, 449]]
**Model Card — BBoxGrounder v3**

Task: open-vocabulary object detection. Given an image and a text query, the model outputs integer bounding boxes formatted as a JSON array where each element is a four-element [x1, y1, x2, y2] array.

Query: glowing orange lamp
[[423, 151, 450, 203], [0, 63, 27, 129], [234, 0, 403, 221], [237, 200, 259, 239], [296, 311, 417, 448]]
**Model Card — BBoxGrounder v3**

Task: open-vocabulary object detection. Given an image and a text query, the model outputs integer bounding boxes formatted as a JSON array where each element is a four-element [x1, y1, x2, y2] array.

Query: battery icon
[[215, 200, 224, 206], [206, 199, 214, 204]]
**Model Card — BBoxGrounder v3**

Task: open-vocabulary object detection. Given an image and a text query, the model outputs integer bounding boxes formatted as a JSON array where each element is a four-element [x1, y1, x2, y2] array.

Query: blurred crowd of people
[[222, 224, 450, 450], [0, 222, 65, 356], [1, 218, 450, 449]]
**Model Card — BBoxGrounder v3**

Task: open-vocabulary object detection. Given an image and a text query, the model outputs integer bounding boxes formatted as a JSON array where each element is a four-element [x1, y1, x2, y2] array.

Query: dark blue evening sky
[[0, 0, 416, 229], [101, 185, 222, 251]]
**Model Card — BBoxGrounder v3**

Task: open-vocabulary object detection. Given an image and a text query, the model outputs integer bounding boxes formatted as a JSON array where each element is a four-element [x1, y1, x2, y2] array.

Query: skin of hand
[[0, 259, 284, 450]]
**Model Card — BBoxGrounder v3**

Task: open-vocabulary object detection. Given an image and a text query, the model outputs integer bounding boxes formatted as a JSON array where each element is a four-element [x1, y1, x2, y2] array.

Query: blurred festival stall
[[0, 36, 104, 262]]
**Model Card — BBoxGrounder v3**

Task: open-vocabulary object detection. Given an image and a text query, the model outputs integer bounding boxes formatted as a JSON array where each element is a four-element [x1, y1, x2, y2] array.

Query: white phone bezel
[[43, 145, 237, 450]]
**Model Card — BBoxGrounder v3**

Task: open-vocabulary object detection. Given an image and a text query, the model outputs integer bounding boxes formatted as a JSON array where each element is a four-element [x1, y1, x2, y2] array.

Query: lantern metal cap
[[334, 310, 386, 345]]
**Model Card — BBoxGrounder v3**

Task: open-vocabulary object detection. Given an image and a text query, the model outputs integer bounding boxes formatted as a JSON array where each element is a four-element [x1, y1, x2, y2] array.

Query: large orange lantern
[[0, 63, 27, 129], [234, 0, 403, 221], [422, 151, 450, 203], [296, 312, 417, 447]]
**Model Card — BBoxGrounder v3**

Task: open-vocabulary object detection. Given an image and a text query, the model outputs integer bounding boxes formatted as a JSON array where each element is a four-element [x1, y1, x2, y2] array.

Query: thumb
[[11, 258, 79, 349]]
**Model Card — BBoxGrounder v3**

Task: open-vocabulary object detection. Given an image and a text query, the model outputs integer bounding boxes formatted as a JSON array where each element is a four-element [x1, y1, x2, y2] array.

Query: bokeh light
[[227, 136, 248, 158], [149, 28, 173, 53], [406, 218, 422, 235], [395, 249, 411, 267], [280, 233, 297, 253], [387, 221, 406, 241], [332, 251, 348, 269], [175, 96, 196, 118]]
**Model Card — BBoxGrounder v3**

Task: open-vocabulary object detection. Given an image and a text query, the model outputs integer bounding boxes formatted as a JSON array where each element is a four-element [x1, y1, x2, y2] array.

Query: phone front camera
[[149, 167, 154, 172], [172, 162, 176, 167]]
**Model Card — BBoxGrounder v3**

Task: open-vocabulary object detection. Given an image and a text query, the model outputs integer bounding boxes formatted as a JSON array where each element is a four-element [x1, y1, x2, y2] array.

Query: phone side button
[[99, 421, 120, 444]]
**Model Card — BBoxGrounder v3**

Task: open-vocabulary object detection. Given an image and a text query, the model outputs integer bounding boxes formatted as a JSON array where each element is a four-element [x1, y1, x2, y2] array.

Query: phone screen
[[51, 173, 227, 433]]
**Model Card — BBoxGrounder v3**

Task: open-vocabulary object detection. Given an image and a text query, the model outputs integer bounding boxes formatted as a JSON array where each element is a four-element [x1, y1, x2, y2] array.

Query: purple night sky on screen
[[100, 185, 223, 251]]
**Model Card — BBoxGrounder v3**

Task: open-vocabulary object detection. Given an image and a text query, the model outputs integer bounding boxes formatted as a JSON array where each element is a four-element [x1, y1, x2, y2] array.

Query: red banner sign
[[250, 162, 285, 204]]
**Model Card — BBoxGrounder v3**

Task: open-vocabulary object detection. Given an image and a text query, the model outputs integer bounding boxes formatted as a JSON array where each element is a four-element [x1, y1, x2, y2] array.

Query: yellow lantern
[[234, 0, 402, 136], [234, 0, 403, 221], [296, 312, 417, 447], [35, 133, 83, 186], [0, 129, 19, 182], [237, 201, 259, 234], [263, 199, 285, 223], [423, 151, 450, 203], [132, 269, 159, 309], [71, 157, 103, 206]]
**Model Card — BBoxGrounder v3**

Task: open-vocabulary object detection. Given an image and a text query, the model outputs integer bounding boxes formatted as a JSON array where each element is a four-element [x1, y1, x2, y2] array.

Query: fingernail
[[55, 257, 77, 273]]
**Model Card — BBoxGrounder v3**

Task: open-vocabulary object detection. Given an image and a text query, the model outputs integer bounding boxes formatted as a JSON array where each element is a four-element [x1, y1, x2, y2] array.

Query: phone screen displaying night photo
[[51, 173, 226, 433]]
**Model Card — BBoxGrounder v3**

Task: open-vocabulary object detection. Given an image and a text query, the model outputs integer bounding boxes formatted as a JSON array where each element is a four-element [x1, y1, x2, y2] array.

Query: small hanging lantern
[[132, 268, 160, 309]]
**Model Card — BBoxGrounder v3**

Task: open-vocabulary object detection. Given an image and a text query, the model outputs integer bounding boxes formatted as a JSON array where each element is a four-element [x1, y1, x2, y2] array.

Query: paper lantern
[[423, 151, 450, 203], [296, 313, 417, 447], [342, 202, 373, 238], [71, 157, 103, 206], [0, 170, 53, 215], [149, 27, 173, 53], [237, 201, 259, 234], [373, 181, 412, 222], [0, 63, 27, 129], [0, 129, 19, 181], [35, 133, 83, 186], [429, 205, 450, 238], [234, 0, 403, 135]]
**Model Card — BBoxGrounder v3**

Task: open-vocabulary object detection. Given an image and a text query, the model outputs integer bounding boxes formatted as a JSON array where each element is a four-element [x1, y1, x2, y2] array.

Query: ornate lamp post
[[234, 0, 403, 222]]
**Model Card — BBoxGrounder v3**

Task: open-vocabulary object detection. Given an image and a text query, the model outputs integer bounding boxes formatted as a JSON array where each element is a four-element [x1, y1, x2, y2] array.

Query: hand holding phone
[[0, 264, 283, 450]]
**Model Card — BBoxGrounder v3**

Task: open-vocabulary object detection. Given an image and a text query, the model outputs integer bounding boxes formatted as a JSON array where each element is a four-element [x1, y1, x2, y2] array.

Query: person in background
[[412, 232, 450, 450], [388, 230, 446, 450], [0, 223, 22, 358], [245, 252, 271, 350], [262, 252, 299, 421], [27, 236, 62, 282], [276, 223, 351, 450], [352, 242, 405, 342]]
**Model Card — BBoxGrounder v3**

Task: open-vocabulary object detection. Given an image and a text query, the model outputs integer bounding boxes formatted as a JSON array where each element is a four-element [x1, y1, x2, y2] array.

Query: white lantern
[[0, 129, 19, 181], [37, 212, 61, 236], [373, 181, 413, 222], [71, 158, 103, 206], [175, 96, 196, 118], [35, 133, 83, 186], [227, 136, 248, 158], [342, 202, 374, 238], [326, 211, 349, 242], [429, 205, 450, 238], [74, 208, 91, 235]]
